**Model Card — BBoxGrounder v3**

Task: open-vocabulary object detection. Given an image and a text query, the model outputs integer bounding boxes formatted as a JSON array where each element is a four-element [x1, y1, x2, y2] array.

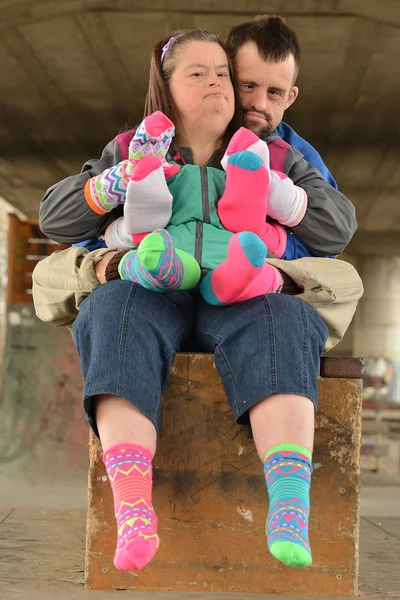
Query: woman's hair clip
[[160, 36, 177, 65]]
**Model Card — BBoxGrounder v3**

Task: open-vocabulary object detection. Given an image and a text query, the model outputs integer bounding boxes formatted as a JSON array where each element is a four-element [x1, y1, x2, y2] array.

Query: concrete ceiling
[[1, 0, 400, 249]]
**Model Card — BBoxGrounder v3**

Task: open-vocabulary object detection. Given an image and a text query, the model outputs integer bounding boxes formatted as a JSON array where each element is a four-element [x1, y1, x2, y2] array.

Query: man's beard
[[243, 109, 275, 140]]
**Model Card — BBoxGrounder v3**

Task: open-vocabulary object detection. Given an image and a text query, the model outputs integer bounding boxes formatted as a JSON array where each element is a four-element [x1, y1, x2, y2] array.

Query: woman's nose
[[207, 74, 221, 86]]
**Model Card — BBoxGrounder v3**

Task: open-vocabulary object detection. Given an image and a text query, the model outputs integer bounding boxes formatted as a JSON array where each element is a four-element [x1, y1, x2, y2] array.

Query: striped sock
[[264, 444, 312, 568], [103, 443, 160, 571], [126, 111, 175, 178], [119, 229, 200, 292]]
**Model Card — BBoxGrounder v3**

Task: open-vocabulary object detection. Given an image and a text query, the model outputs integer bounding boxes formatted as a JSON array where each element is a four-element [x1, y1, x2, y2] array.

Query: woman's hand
[[95, 251, 122, 284]]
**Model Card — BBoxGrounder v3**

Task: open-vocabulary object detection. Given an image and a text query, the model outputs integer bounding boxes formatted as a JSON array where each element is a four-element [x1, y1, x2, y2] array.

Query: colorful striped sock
[[103, 443, 159, 571], [264, 444, 313, 568], [126, 111, 175, 179], [118, 229, 200, 292]]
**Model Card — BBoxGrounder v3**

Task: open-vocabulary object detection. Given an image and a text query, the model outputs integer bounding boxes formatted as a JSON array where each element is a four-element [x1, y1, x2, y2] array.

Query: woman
[[34, 29, 333, 572]]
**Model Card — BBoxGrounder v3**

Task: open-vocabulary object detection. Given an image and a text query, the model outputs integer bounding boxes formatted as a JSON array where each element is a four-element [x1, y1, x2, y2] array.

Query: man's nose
[[243, 87, 267, 111]]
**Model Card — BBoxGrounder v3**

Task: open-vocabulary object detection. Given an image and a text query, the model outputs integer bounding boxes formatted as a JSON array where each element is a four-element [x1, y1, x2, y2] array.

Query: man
[[230, 16, 329, 172], [227, 15, 355, 259]]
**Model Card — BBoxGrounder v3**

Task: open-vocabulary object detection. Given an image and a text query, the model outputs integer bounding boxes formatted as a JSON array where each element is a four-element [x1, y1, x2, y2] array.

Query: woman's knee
[[73, 280, 196, 357], [263, 294, 328, 354]]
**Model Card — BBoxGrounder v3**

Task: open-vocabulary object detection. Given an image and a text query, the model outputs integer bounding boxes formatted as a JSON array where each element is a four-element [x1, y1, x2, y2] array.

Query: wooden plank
[[86, 353, 362, 595], [320, 357, 364, 379]]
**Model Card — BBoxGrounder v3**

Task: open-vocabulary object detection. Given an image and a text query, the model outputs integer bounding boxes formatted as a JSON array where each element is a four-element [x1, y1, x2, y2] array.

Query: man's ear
[[285, 86, 299, 110]]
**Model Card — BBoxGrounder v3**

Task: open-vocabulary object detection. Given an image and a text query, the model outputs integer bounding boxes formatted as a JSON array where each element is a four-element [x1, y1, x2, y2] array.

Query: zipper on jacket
[[200, 167, 210, 224], [195, 221, 202, 264], [195, 167, 210, 265]]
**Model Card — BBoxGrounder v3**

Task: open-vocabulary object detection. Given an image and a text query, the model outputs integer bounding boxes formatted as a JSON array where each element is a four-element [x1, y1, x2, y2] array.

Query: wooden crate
[[7, 213, 68, 305], [86, 355, 363, 596], [361, 407, 400, 474]]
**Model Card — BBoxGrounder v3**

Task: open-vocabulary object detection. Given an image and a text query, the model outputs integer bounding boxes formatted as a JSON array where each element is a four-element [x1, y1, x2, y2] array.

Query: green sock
[[119, 230, 200, 292], [175, 249, 201, 290], [264, 443, 313, 568]]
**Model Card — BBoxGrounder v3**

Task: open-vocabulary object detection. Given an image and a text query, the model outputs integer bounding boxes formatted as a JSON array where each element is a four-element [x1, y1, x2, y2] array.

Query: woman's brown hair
[[144, 29, 242, 164]]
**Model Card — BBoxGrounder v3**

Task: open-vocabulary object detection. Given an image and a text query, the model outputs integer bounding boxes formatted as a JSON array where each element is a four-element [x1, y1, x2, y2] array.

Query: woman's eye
[[191, 72, 202, 77], [218, 72, 228, 78]]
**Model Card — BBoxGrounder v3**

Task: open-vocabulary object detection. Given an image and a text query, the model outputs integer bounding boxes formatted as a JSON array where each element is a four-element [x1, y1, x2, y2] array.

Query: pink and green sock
[[218, 132, 287, 258], [102, 443, 159, 571], [264, 444, 313, 568], [118, 229, 200, 292], [200, 231, 282, 306]]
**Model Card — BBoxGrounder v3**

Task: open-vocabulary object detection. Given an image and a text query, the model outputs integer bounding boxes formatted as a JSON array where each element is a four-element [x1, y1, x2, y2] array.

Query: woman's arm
[[39, 139, 124, 244]]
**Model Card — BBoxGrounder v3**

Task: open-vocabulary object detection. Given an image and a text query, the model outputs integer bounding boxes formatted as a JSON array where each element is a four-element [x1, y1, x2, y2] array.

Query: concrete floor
[[0, 485, 399, 600]]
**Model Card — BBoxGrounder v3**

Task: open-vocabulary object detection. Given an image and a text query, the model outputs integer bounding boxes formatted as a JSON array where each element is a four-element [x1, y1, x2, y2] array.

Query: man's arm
[[275, 122, 338, 189], [32, 247, 119, 327], [39, 139, 123, 244], [284, 147, 357, 257]]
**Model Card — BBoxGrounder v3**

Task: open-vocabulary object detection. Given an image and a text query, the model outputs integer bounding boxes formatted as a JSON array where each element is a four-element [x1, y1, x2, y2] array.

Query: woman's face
[[169, 41, 235, 139]]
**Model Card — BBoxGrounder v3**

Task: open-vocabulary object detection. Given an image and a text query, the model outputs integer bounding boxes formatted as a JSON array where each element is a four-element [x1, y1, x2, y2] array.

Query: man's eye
[[242, 83, 254, 90], [269, 90, 279, 96]]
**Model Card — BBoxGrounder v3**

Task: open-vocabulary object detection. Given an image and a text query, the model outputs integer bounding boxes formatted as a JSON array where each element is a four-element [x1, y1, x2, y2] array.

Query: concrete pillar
[[353, 256, 400, 474], [353, 256, 400, 360]]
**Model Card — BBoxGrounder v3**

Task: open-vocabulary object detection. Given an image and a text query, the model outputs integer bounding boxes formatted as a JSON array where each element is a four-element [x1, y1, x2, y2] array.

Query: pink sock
[[221, 126, 270, 171], [218, 150, 286, 256], [103, 443, 160, 571], [200, 232, 282, 305]]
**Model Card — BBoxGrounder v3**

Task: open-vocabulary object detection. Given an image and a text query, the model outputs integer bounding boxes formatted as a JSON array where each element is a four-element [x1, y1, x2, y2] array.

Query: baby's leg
[[200, 232, 282, 305], [105, 156, 178, 248], [125, 156, 176, 235], [218, 150, 286, 257], [218, 149, 269, 234], [119, 229, 200, 292]]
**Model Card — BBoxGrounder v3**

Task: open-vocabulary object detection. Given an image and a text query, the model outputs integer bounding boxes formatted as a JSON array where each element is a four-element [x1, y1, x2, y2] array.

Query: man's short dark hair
[[227, 15, 301, 81]]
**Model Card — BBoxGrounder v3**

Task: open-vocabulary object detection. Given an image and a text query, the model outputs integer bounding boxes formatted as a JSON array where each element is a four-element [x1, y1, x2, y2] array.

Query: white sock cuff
[[104, 218, 136, 250], [221, 138, 270, 171]]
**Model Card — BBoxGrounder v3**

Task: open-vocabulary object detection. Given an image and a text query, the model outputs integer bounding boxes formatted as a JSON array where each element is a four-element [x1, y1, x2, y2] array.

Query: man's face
[[235, 42, 299, 138]]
